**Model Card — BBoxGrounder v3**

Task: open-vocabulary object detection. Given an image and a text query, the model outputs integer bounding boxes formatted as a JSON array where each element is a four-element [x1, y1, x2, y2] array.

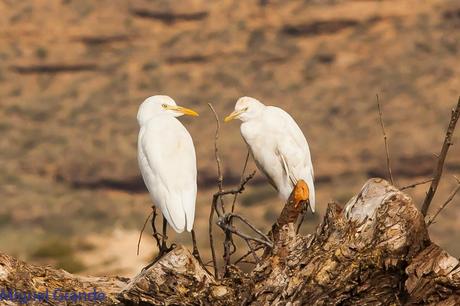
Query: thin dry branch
[[231, 150, 250, 213], [211, 171, 266, 271], [400, 178, 433, 191], [376, 94, 395, 186], [208, 104, 225, 201], [427, 176, 460, 227], [137, 210, 153, 256], [216, 219, 273, 248], [212, 170, 256, 217], [207, 103, 237, 275], [225, 213, 272, 244], [421, 97, 460, 217], [207, 103, 222, 278], [234, 245, 264, 264]]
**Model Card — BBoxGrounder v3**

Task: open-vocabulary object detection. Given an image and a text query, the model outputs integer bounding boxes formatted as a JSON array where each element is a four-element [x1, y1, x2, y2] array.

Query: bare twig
[[400, 178, 433, 191], [225, 213, 272, 243], [211, 171, 261, 269], [231, 150, 250, 213], [421, 97, 460, 217], [207, 103, 222, 278], [216, 219, 273, 248], [208, 103, 237, 275], [212, 171, 256, 215], [207, 104, 259, 275], [223, 233, 233, 275], [208, 103, 225, 205], [137, 210, 153, 256], [207, 205, 218, 278], [246, 240, 261, 264], [376, 94, 395, 186], [212, 171, 256, 273], [234, 245, 264, 264], [427, 176, 460, 227]]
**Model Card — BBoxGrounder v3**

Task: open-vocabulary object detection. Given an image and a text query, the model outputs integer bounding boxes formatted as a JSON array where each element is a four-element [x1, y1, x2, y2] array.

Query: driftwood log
[[1, 178, 460, 305]]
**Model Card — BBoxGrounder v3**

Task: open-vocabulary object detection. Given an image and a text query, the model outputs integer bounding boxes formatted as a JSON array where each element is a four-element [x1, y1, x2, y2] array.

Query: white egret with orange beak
[[137, 95, 200, 256], [225, 96, 315, 213]]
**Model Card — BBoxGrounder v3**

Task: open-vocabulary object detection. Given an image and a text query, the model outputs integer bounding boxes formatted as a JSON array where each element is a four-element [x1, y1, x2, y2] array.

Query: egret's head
[[137, 95, 199, 125], [224, 96, 265, 123]]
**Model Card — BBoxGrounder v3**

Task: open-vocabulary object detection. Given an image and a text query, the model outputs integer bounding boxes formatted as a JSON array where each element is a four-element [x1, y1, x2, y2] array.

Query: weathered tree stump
[[1, 178, 459, 305], [0, 252, 128, 305]]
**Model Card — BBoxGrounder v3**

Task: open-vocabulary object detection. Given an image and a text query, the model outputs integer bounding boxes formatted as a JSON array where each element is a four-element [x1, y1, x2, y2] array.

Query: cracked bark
[[1, 178, 459, 305]]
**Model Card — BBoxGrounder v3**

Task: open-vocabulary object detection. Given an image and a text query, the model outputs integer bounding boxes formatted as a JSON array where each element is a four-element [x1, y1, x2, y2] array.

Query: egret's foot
[[192, 247, 205, 265], [141, 259, 158, 272], [158, 242, 176, 258], [141, 243, 176, 272]]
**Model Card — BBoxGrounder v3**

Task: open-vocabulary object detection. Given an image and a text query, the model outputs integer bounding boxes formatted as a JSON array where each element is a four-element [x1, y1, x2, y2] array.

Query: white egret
[[224, 96, 315, 213], [137, 95, 199, 256]]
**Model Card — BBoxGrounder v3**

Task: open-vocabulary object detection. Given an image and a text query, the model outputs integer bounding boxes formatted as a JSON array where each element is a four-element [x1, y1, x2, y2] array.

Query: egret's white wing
[[267, 107, 316, 212], [278, 150, 294, 185], [138, 116, 197, 233], [242, 136, 279, 191]]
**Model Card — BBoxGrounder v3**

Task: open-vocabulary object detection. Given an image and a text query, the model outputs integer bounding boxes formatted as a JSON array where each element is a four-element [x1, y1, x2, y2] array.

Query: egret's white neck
[[137, 112, 173, 127]]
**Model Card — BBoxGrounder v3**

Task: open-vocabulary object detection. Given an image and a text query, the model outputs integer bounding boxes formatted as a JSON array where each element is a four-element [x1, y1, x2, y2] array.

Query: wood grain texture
[[1, 179, 459, 305]]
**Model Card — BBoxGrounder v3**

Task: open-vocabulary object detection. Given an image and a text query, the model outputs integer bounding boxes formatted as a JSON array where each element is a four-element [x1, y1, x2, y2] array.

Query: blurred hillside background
[[0, 0, 459, 276]]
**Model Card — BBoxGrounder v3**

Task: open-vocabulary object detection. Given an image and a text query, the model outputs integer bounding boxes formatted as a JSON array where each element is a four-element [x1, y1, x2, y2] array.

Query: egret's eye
[[244, 107, 249, 111], [162, 104, 167, 109]]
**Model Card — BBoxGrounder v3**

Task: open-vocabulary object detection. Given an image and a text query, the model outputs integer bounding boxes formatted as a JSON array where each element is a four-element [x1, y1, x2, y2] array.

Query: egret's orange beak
[[168, 105, 199, 117], [224, 110, 242, 122]]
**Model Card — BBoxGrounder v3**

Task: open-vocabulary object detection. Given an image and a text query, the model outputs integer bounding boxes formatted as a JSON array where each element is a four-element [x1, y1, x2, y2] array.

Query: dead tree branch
[[137, 209, 153, 256], [216, 219, 273, 248], [270, 180, 309, 241], [427, 176, 460, 227], [207, 104, 257, 277], [223, 213, 272, 246], [207, 103, 235, 275], [207, 103, 222, 278], [231, 150, 250, 213], [376, 94, 395, 185], [211, 171, 256, 217], [400, 178, 433, 191], [4, 178, 460, 305], [421, 97, 460, 217], [234, 245, 264, 264]]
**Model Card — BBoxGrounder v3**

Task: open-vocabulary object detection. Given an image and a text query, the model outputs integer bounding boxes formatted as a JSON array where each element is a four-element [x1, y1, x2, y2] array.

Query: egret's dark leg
[[150, 206, 162, 250], [191, 230, 208, 272], [142, 216, 174, 272], [142, 208, 165, 272], [159, 216, 168, 255], [191, 230, 202, 260]]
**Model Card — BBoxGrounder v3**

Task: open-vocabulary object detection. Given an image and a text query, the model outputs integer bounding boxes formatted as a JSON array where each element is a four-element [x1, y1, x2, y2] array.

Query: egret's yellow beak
[[224, 110, 242, 122], [168, 105, 199, 117]]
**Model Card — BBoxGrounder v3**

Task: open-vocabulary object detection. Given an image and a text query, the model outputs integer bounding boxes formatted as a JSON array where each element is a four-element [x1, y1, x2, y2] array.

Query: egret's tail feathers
[[162, 195, 186, 233], [308, 191, 316, 213], [184, 206, 195, 232], [183, 189, 196, 232]]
